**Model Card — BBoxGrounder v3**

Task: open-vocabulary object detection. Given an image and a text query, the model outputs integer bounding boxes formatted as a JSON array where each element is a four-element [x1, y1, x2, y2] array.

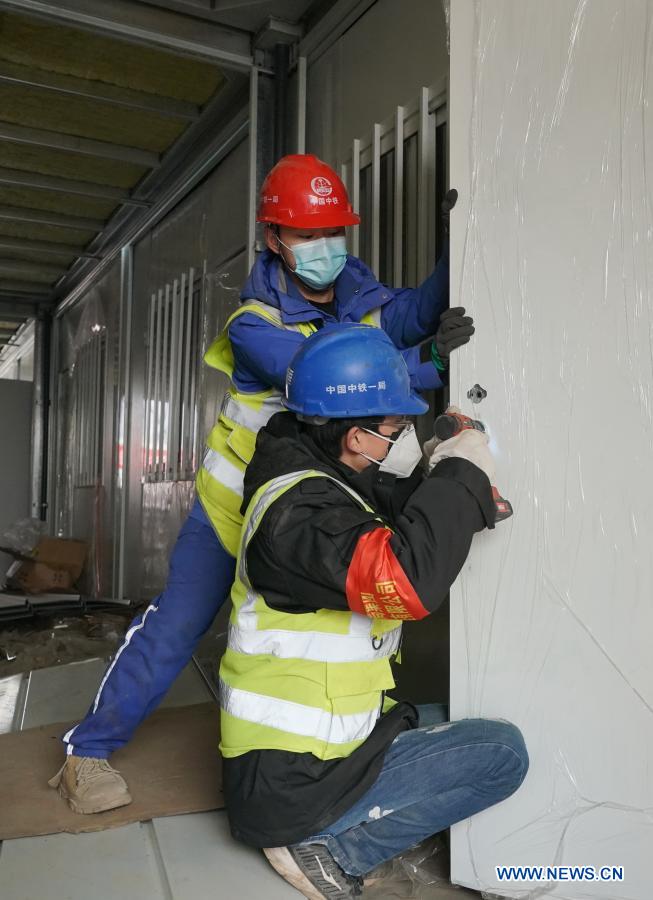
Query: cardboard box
[[4, 537, 87, 594], [31, 538, 86, 580], [10, 562, 74, 594]]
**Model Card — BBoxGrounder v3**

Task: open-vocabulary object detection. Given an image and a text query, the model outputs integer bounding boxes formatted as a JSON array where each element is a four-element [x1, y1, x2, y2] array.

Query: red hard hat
[[257, 154, 360, 228]]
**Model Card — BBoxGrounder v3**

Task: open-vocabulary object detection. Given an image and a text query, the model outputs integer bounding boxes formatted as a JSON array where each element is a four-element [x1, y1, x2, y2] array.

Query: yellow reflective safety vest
[[196, 298, 383, 556], [219, 469, 403, 762]]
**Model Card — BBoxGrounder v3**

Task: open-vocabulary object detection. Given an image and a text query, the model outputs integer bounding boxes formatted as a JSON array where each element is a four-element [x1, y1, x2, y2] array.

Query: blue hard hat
[[284, 324, 429, 418]]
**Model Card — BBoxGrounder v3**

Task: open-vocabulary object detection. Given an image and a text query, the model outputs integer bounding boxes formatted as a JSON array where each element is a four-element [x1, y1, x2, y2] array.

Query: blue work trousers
[[299, 706, 528, 877], [63, 500, 235, 758]]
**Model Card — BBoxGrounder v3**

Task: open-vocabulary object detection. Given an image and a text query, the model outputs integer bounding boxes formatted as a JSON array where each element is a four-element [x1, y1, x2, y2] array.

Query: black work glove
[[431, 306, 475, 372], [441, 188, 458, 236]]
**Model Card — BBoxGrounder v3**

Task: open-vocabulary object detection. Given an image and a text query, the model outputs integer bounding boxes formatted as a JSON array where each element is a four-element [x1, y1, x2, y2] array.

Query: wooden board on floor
[[0, 702, 223, 840]]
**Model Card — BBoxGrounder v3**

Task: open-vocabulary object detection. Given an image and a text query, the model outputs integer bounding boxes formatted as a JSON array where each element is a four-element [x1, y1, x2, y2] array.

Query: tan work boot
[[48, 755, 132, 814]]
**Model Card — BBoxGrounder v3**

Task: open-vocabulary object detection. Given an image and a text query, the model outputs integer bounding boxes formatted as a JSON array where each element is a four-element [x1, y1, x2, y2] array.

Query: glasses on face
[[363, 419, 414, 438]]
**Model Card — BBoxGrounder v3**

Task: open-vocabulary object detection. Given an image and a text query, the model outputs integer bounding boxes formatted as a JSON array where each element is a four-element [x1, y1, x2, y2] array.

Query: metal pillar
[[247, 63, 277, 270], [30, 312, 51, 521], [247, 67, 259, 272], [273, 43, 290, 161], [296, 56, 307, 153], [112, 244, 133, 601]]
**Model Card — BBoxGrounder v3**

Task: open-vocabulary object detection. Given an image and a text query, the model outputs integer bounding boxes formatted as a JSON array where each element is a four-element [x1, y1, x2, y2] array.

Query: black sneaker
[[263, 843, 364, 899]]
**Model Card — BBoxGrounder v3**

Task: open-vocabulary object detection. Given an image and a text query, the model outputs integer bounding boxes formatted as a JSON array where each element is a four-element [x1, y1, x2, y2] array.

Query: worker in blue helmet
[[219, 324, 529, 900]]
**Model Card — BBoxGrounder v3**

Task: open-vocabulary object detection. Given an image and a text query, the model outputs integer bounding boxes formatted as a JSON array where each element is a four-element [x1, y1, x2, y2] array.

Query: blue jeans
[[63, 499, 235, 758], [299, 705, 528, 877]]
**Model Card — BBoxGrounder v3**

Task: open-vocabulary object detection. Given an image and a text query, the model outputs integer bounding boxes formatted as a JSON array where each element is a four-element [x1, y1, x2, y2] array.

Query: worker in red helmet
[[50, 154, 473, 816]]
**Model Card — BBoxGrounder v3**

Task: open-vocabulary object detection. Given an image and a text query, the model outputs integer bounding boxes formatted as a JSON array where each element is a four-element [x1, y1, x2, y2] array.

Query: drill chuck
[[434, 412, 486, 441]]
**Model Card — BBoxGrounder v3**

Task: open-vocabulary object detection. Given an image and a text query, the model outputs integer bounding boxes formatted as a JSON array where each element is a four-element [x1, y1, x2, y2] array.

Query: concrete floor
[[0, 612, 485, 900]]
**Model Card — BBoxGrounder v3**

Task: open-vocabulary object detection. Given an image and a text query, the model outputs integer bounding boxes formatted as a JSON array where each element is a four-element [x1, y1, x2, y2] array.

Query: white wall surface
[[0, 379, 32, 582], [449, 1, 653, 897]]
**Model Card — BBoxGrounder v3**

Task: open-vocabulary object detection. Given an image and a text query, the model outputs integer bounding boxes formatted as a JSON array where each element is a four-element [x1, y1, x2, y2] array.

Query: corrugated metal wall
[[126, 139, 249, 600], [55, 259, 121, 598]]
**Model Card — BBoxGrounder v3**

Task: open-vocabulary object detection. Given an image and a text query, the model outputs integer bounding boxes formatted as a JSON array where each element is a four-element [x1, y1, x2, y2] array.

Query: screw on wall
[[467, 384, 487, 404]]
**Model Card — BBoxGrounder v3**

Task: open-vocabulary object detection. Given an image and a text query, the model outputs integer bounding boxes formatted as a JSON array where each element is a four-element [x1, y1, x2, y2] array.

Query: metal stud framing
[[341, 79, 446, 285], [247, 65, 259, 272], [417, 86, 430, 283], [143, 266, 203, 484], [111, 244, 133, 601], [393, 105, 405, 285], [351, 138, 361, 257], [72, 330, 105, 488], [370, 122, 381, 276], [296, 55, 307, 154]]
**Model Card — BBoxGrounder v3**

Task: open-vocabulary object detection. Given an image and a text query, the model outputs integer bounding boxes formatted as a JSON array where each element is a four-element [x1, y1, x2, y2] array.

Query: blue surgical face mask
[[278, 235, 348, 290]]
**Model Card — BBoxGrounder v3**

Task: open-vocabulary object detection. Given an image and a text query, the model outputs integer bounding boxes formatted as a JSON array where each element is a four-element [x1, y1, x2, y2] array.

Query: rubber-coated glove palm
[[431, 307, 475, 372]]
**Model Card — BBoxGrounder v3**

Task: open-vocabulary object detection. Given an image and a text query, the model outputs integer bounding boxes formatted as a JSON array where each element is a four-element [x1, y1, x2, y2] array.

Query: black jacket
[[223, 413, 495, 847]]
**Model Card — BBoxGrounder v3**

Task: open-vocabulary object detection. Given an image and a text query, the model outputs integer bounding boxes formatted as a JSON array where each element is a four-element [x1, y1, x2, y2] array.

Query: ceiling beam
[[0, 297, 45, 315], [0, 235, 99, 259], [0, 0, 254, 72], [0, 167, 150, 207], [0, 122, 160, 167], [0, 304, 35, 316], [0, 60, 200, 121], [139, 0, 280, 16], [0, 259, 64, 280], [0, 204, 105, 231], [0, 279, 52, 295]]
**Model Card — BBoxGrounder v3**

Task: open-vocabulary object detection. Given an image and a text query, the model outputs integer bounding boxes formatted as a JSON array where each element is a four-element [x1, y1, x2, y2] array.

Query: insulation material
[[0, 12, 225, 104], [0, 83, 187, 153], [449, 2, 652, 898], [0, 141, 148, 190]]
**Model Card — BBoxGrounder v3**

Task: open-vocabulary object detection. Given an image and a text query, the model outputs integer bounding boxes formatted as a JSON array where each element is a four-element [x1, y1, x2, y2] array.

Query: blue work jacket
[[229, 249, 449, 394]]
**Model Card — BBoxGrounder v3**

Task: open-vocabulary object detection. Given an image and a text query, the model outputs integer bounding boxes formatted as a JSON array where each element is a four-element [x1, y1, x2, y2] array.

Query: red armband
[[345, 528, 429, 621]]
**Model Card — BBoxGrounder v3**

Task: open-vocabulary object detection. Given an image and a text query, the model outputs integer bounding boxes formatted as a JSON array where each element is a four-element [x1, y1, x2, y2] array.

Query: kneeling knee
[[488, 719, 529, 796]]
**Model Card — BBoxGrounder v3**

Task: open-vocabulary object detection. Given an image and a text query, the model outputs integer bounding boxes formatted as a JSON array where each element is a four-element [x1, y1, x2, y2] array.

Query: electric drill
[[434, 412, 514, 523]]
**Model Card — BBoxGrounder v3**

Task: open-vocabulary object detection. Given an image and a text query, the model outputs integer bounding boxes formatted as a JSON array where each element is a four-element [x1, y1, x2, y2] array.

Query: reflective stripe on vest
[[219, 391, 285, 433], [220, 681, 380, 746], [201, 447, 244, 496], [196, 302, 316, 555], [197, 298, 383, 556], [227, 622, 402, 663], [219, 469, 403, 761]]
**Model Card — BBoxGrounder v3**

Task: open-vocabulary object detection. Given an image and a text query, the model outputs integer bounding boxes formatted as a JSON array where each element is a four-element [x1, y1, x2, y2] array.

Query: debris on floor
[[0, 609, 140, 677]]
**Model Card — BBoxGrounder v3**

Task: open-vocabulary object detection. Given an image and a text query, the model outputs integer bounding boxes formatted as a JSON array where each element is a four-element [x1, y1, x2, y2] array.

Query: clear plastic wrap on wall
[[449, 2, 653, 897]]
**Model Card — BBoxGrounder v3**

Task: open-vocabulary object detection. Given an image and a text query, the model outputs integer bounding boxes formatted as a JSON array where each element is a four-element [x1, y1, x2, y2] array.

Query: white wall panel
[[450, 2, 653, 897]]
